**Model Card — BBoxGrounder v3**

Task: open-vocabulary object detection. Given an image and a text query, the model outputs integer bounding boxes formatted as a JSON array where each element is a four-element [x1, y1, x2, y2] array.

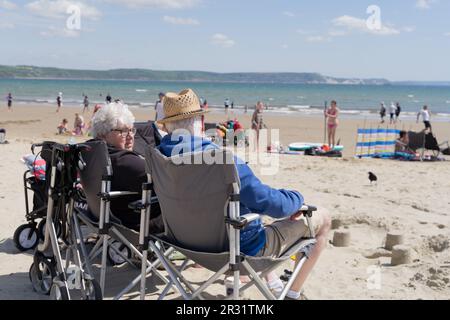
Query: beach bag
[[22, 154, 46, 180]]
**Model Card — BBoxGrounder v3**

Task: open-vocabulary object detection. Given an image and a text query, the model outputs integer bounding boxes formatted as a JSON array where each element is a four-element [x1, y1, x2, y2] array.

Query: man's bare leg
[[290, 212, 331, 293]]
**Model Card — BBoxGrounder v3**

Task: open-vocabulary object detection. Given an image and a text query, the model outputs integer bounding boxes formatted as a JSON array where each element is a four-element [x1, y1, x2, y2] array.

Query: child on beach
[[73, 113, 85, 136], [57, 119, 69, 135], [251, 101, 267, 148], [325, 100, 340, 148]]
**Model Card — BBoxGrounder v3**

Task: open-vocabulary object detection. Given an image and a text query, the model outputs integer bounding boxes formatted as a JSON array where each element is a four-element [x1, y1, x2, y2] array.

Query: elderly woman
[[91, 101, 162, 231]]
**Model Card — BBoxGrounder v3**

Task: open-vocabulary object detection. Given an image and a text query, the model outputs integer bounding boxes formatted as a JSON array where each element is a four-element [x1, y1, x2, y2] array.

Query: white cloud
[[305, 35, 329, 43], [0, 0, 17, 10], [402, 26, 416, 33], [211, 33, 235, 48], [328, 30, 347, 37], [332, 15, 400, 36], [163, 15, 199, 25], [282, 11, 295, 17], [103, 0, 200, 9], [26, 0, 101, 20], [0, 22, 15, 29], [40, 26, 80, 37], [296, 29, 312, 35], [281, 44, 288, 49], [416, 0, 435, 9], [444, 32, 450, 37]]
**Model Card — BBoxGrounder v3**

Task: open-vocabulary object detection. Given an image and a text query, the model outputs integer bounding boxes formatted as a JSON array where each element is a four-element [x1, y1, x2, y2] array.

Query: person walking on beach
[[6, 93, 12, 111], [389, 102, 397, 125], [379, 102, 386, 123], [325, 100, 340, 148], [251, 101, 267, 148], [224, 98, 230, 113], [106, 93, 112, 104], [395, 102, 402, 122], [201, 99, 208, 133], [56, 92, 63, 113], [417, 105, 432, 132], [83, 95, 89, 113], [154, 92, 165, 122]]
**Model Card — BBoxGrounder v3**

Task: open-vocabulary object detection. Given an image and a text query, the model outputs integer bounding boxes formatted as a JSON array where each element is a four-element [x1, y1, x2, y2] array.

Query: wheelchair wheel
[[107, 241, 131, 266], [29, 258, 56, 295], [50, 282, 69, 300], [13, 224, 38, 251], [84, 279, 103, 300], [37, 219, 61, 241]]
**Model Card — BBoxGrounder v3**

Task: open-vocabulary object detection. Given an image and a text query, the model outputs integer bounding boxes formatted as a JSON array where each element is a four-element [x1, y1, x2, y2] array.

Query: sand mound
[[427, 235, 450, 252], [410, 267, 450, 290]]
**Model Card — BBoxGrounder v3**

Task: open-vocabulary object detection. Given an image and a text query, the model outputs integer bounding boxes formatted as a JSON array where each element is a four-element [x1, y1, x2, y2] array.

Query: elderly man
[[157, 88, 331, 300], [91, 101, 162, 232]]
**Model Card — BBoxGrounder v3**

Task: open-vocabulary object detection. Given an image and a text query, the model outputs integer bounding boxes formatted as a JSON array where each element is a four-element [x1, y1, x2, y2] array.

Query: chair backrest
[[408, 131, 425, 151], [145, 147, 239, 253], [425, 133, 440, 151], [79, 140, 111, 219], [133, 121, 161, 156]]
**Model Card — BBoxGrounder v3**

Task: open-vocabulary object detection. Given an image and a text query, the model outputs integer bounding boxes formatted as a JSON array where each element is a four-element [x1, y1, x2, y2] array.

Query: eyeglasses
[[111, 127, 136, 138]]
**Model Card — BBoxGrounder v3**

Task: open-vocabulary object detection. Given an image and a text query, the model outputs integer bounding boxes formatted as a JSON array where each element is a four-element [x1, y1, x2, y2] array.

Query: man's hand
[[290, 211, 304, 221]]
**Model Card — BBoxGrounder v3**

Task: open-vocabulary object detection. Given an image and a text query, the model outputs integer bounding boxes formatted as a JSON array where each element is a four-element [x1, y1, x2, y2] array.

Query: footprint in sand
[[342, 193, 361, 199], [411, 204, 430, 213]]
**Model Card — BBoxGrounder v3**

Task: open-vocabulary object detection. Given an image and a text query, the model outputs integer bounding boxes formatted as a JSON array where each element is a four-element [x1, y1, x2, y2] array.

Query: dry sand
[[0, 104, 449, 300]]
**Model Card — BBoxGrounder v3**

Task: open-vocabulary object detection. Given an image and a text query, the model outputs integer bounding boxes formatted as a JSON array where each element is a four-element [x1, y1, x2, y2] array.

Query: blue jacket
[[159, 134, 304, 256]]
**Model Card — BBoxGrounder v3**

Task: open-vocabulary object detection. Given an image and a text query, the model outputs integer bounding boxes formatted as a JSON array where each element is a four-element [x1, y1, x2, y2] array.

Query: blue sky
[[0, 0, 450, 81]]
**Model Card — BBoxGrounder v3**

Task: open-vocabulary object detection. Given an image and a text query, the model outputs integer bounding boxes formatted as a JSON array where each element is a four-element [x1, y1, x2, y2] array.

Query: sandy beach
[[0, 104, 449, 300]]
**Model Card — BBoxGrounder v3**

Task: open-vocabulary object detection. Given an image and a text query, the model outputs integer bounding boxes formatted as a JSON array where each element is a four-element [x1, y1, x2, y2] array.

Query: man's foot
[[284, 290, 308, 300]]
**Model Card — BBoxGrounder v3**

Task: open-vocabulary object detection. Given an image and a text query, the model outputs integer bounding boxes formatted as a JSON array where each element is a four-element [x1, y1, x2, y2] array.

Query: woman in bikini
[[325, 100, 340, 148]]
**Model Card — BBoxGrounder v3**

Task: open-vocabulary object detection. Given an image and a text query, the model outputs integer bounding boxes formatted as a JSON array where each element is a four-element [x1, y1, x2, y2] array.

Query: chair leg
[[149, 241, 192, 300], [241, 260, 276, 300]]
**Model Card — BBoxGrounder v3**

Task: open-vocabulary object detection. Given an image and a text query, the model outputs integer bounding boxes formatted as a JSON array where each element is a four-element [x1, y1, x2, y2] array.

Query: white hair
[[164, 116, 203, 137], [91, 102, 135, 138]]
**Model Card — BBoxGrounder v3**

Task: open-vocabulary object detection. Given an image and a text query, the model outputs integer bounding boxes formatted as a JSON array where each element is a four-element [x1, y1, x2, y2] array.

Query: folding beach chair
[[144, 147, 317, 300], [78, 139, 170, 300], [408, 131, 447, 160]]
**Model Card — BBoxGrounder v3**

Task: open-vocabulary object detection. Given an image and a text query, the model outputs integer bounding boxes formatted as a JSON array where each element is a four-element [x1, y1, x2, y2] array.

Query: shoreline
[[2, 103, 450, 159], [9, 101, 450, 122]]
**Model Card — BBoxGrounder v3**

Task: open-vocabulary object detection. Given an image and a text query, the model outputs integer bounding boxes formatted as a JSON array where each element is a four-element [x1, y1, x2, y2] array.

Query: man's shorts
[[256, 210, 324, 258], [424, 121, 432, 129]]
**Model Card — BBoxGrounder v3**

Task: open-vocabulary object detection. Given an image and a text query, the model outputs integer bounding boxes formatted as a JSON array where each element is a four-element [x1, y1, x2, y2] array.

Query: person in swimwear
[[325, 100, 340, 148]]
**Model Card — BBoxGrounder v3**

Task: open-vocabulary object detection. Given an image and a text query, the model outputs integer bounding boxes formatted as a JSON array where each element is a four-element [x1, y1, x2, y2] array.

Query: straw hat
[[157, 88, 208, 124]]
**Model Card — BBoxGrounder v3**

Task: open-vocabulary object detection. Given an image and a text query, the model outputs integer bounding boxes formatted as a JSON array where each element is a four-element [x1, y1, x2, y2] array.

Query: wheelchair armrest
[[225, 213, 260, 229], [128, 196, 159, 212]]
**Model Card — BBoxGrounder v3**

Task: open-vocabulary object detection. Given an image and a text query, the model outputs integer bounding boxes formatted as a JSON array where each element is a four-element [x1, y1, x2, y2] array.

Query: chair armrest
[[225, 213, 260, 229], [97, 191, 139, 200], [299, 205, 317, 217]]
